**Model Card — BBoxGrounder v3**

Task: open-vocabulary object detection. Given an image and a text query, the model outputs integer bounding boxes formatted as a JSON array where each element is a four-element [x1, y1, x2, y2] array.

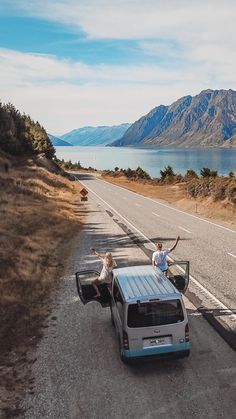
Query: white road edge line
[[178, 226, 192, 234], [99, 177, 236, 235], [152, 212, 160, 217], [78, 177, 236, 322], [228, 252, 236, 259]]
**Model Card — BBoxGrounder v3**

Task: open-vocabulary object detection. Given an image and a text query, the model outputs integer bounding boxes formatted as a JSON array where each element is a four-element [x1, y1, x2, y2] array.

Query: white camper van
[[76, 263, 190, 362]]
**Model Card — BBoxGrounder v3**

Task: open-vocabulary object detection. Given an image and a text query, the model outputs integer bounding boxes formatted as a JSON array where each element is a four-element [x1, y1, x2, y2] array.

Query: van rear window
[[127, 300, 184, 328]]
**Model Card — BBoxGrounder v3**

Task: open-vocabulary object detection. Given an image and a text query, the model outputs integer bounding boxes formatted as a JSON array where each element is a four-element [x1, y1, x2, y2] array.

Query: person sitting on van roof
[[90, 247, 117, 297], [152, 236, 180, 274]]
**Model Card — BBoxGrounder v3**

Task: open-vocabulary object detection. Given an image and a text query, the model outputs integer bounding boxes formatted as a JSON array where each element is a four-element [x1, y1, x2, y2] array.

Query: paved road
[[77, 173, 236, 311], [22, 190, 236, 419]]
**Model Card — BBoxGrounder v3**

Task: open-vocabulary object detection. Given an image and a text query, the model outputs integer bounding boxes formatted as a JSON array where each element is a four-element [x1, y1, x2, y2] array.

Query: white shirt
[[98, 259, 117, 283], [152, 249, 170, 271]]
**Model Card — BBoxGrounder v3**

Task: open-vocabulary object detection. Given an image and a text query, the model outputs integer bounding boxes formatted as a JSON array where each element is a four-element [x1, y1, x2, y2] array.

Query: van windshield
[[127, 300, 184, 328]]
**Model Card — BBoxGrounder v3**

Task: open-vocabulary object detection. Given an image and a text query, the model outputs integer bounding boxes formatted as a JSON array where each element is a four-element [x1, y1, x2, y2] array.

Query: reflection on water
[[55, 146, 236, 177]]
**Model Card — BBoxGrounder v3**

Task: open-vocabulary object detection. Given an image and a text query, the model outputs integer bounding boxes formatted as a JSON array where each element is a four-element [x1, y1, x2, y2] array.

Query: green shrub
[[121, 166, 151, 180], [160, 165, 176, 181], [200, 167, 218, 177], [187, 177, 236, 203], [185, 169, 198, 179]]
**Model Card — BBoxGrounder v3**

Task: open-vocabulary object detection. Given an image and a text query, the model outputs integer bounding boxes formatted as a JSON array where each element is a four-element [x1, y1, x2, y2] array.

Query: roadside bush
[[225, 182, 236, 204], [187, 176, 236, 204], [185, 169, 198, 180], [135, 166, 151, 180], [212, 181, 227, 201], [116, 166, 151, 180], [200, 167, 218, 177], [160, 165, 176, 181], [55, 157, 82, 170]]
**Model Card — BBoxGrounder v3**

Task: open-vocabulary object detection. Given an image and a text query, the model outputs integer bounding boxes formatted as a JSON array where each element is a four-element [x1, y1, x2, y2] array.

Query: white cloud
[[139, 40, 182, 59], [1, 1, 236, 132], [3, 1, 236, 81], [3, 0, 236, 44], [0, 48, 203, 87], [0, 47, 236, 133]]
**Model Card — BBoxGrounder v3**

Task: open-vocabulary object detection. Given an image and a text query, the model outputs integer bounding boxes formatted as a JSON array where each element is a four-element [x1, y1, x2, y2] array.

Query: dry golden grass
[[0, 153, 85, 416], [0, 154, 83, 353], [102, 174, 236, 227]]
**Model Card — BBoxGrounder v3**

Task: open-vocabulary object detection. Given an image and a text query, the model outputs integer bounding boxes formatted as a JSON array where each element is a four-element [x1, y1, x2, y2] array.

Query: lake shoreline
[[55, 146, 236, 177]]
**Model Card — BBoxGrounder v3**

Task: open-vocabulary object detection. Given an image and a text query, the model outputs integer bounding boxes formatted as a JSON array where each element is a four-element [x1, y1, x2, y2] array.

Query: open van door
[[167, 261, 190, 294], [75, 270, 111, 307]]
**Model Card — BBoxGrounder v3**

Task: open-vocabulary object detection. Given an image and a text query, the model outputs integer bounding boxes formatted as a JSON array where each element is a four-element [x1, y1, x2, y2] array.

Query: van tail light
[[123, 330, 129, 350], [185, 323, 190, 342]]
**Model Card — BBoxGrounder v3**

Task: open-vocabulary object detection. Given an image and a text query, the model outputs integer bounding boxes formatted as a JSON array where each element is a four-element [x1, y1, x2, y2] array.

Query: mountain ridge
[[111, 89, 236, 148], [60, 123, 131, 146]]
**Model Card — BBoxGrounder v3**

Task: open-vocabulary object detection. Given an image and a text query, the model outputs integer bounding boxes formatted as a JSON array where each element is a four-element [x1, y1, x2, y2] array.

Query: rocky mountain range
[[60, 123, 131, 146], [111, 89, 236, 147]]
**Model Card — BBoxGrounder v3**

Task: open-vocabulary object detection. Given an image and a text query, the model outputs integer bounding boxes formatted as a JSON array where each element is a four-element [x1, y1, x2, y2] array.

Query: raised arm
[[90, 247, 104, 260], [169, 236, 180, 252]]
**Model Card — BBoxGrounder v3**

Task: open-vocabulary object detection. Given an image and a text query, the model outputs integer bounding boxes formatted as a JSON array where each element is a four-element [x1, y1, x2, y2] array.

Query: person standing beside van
[[90, 247, 117, 297], [152, 236, 180, 274]]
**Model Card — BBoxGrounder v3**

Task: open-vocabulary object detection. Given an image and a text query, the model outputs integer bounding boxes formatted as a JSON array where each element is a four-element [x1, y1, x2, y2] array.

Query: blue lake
[[55, 146, 236, 178]]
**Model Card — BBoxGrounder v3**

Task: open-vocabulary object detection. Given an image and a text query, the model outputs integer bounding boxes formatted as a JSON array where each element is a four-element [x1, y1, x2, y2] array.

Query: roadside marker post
[[80, 187, 88, 202]]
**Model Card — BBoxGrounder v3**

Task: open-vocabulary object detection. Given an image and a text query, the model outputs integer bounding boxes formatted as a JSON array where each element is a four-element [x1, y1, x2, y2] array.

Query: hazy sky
[[0, 0, 236, 135]]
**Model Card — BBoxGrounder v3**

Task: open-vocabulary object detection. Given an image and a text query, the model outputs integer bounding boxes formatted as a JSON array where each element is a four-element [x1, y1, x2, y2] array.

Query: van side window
[[113, 279, 123, 321]]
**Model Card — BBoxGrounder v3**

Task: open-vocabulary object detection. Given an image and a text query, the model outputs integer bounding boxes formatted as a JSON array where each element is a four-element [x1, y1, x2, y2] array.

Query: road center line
[[78, 178, 236, 322], [228, 252, 236, 259], [152, 212, 160, 217], [178, 226, 192, 234]]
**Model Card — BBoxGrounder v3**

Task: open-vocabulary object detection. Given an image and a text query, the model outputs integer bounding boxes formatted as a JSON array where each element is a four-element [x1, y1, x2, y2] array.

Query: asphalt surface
[[78, 173, 236, 310], [22, 188, 236, 419]]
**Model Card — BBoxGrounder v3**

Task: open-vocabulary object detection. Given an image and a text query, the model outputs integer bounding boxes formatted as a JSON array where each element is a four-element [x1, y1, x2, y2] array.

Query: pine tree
[[0, 101, 55, 158]]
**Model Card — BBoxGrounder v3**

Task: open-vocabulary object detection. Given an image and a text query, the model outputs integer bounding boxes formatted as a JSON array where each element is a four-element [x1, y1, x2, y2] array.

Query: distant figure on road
[[152, 236, 180, 275], [90, 247, 117, 297]]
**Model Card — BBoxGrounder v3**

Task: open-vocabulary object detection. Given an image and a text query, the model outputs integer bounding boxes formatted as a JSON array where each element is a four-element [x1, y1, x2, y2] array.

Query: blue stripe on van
[[123, 342, 190, 358]]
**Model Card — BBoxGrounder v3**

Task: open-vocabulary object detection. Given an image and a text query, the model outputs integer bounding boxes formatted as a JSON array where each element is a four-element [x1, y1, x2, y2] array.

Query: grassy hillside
[[0, 152, 82, 416], [0, 152, 82, 347]]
